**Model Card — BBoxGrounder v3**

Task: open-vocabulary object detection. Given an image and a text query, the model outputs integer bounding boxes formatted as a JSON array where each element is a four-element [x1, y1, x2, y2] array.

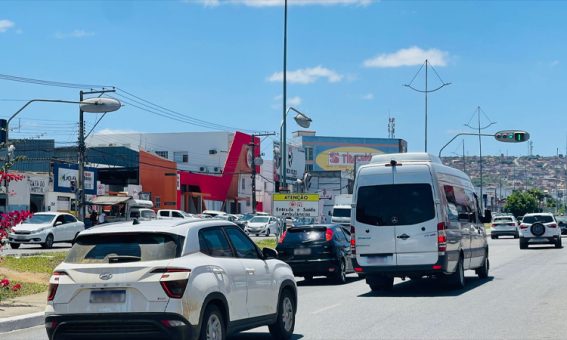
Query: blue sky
[[0, 0, 566, 157]]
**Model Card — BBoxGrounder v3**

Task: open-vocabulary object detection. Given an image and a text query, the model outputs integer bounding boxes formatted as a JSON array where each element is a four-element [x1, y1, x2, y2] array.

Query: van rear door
[[390, 165, 438, 266]]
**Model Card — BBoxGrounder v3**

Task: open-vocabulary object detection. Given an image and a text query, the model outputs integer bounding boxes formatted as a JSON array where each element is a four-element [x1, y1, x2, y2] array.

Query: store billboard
[[54, 163, 97, 195]]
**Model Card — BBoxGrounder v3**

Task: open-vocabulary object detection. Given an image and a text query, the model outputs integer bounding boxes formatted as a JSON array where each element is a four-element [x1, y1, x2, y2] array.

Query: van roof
[[371, 152, 442, 164]]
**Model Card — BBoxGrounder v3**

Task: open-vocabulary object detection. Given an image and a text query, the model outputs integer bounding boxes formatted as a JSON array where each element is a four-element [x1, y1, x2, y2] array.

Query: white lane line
[[311, 303, 341, 314]]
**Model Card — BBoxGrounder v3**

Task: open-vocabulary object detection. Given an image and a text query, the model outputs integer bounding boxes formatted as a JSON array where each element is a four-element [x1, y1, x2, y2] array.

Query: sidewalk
[[0, 292, 46, 333]]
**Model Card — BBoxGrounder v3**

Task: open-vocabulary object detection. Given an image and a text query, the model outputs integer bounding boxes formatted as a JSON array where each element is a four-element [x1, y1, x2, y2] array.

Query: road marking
[[311, 303, 341, 314]]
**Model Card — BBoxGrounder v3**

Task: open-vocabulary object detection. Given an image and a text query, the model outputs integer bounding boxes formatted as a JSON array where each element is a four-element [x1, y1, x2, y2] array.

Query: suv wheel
[[555, 237, 562, 249], [446, 256, 465, 289], [367, 275, 394, 291], [475, 251, 489, 279], [200, 304, 225, 340], [333, 259, 347, 284], [269, 289, 296, 340], [519, 237, 528, 249]]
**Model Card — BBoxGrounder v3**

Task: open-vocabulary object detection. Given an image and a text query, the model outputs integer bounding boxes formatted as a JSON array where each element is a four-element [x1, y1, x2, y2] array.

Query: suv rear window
[[282, 227, 327, 244], [65, 233, 184, 264], [494, 217, 513, 223], [522, 215, 554, 224], [356, 183, 435, 226]]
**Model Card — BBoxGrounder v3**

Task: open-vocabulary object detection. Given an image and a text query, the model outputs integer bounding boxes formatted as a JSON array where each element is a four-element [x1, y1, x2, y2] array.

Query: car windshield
[[333, 208, 351, 218], [250, 216, 269, 223], [356, 184, 435, 226], [22, 214, 55, 224], [66, 233, 184, 264], [239, 214, 255, 221], [522, 215, 554, 224]]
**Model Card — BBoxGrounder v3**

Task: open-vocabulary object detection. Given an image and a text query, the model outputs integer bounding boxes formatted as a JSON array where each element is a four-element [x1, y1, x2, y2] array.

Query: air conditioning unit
[[209, 149, 218, 155], [199, 166, 206, 172], [214, 167, 220, 172]]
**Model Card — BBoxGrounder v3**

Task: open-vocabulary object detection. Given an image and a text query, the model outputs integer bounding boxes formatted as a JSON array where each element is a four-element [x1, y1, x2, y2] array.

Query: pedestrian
[[98, 211, 106, 224], [89, 210, 98, 227]]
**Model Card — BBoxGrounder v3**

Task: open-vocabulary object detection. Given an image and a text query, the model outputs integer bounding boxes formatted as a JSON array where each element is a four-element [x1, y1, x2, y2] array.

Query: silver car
[[491, 215, 519, 239]]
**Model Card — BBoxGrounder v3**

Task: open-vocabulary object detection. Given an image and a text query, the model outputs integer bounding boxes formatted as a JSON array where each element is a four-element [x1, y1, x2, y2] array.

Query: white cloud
[[361, 93, 374, 100], [55, 30, 95, 39], [272, 94, 302, 108], [363, 46, 449, 68], [0, 20, 15, 33], [550, 60, 560, 67], [97, 129, 140, 135], [194, 0, 374, 7], [268, 66, 343, 84]]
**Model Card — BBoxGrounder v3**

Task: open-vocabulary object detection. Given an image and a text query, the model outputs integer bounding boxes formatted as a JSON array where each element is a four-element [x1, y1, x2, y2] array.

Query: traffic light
[[0, 119, 7, 144], [494, 130, 530, 143]]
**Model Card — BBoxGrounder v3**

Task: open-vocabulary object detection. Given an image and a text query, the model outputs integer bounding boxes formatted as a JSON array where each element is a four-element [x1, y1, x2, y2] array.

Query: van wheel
[[491, 235, 497, 239], [269, 289, 296, 340], [476, 251, 489, 279], [367, 275, 393, 291], [446, 256, 465, 289], [519, 238, 528, 249], [200, 304, 225, 340]]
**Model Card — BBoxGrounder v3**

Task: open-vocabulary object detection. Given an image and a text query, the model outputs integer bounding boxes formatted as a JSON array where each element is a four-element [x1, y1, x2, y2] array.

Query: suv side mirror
[[262, 247, 278, 259]]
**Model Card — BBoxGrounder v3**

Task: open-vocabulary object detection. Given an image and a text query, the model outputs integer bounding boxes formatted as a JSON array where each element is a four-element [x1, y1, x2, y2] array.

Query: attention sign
[[272, 193, 320, 218]]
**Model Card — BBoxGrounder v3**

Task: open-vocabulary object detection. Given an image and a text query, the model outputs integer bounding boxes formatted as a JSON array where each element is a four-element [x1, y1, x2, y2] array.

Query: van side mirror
[[482, 209, 492, 224]]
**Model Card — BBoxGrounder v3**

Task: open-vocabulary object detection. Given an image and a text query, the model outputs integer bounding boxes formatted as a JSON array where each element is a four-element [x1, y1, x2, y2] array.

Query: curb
[[0, 312, 43, 333]]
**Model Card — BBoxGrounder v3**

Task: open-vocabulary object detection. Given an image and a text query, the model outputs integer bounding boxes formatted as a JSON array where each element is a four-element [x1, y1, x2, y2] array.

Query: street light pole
[[281, 0, 288, 191], [280, 107, 312, 191]]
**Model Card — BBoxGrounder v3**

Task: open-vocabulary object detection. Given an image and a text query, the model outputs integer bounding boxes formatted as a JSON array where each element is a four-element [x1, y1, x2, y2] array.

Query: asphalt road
[[0, 243, 73, 256], [4, 236, 567, 339]]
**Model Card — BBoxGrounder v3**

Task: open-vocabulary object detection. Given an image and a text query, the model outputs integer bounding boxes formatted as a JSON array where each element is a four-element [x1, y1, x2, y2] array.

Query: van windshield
[[333, 208, 351, 218], [356, 183, 435, 226]]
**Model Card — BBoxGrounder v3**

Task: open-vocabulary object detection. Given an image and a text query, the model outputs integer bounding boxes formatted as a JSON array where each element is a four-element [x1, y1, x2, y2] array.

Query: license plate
[[90, 290, 126, 303], [14, 235, 27, 240], [367, 256, 392, 264], [294, 248, 311, 255]]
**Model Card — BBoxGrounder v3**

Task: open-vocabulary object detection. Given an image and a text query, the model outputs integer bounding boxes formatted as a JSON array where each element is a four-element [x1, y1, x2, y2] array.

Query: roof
[[79, 218, 234, 237], [89, 196, 131, 205]]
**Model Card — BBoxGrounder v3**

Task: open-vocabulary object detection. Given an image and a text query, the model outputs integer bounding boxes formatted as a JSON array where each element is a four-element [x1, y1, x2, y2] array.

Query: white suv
[[519, 213, 561, 249], [45, 219, 297, 340]]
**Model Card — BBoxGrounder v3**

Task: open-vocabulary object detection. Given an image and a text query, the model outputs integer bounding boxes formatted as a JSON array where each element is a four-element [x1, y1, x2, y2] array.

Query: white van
[[351, 153, 491, 291], [331, 194, 352, 226]]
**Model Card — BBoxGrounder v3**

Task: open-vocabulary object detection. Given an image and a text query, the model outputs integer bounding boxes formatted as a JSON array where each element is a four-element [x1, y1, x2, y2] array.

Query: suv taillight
[[47, 271, 67, 302], [520, 224, 528, 229], [437, 222, 447, 252], [152, 268, 191, 299], [278, 231, 287, 244], [549, 223, 557, 228], [325, 228, 334, 242], [350, 225, 356, 255]]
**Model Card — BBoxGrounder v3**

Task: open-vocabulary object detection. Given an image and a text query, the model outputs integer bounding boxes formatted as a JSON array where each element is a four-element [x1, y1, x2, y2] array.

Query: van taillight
[[325, 228, 334, 241], [350, 225, 356, 255], [152, 268, 191, 299], [437, 222, 447, 252]]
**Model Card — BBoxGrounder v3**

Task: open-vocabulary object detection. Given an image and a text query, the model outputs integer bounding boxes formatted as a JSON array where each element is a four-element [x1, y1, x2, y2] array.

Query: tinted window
[[199, 228, 233, 257], [172, 212, 183, 218], [333, 208, 351, 218], [63, 214, 77, 223], [159, 211, 169, 217], [225, 227, 260, 259], [356, 184, 435, 226], [66, 233, 182, 264], [334, 227, 347, 242], [523, 215, 554, 224]]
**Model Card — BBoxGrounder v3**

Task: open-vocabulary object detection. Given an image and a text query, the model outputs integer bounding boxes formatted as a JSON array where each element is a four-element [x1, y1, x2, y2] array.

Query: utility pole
[[465, 106, 496, 211], [404, 59, 451, 153], [78, 89, 115, 221], [250, 132, 275, 213]]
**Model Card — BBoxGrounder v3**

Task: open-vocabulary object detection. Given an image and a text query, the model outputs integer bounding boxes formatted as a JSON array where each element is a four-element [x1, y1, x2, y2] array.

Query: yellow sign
[[273, 194, 320, 202], [315, 146, 383, 171]]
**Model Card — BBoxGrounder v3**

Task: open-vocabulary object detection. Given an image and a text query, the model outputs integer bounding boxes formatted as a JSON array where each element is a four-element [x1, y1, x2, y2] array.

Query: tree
[[503, 191, 539, 217]]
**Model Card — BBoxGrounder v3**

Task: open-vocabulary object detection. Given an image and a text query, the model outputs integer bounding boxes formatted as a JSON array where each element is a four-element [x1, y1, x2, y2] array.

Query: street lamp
[[280, 106, 312, 191], [0, 97, 121, 214]]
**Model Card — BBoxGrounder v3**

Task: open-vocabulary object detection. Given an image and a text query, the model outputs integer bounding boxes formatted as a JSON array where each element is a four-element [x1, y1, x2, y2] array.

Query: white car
[[519, 213, 561, 249], [129, 208, 157, 221], [8, 212, 85, 249], [45, 218, 297, 340], [245, 216, 280, 237], [157, 209, 194, 219], [490, 215, 519, 239]]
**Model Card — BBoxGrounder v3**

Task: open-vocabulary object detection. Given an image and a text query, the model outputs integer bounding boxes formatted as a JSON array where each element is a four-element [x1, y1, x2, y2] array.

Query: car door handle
[[245, 268, 256, 275], [396, 234, 410, 240], [212, 268, 225, 274]]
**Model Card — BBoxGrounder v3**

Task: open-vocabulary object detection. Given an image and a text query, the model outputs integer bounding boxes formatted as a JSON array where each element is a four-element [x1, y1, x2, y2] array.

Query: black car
[[557, 216, 567, 235], [276, 224, 355, 284]]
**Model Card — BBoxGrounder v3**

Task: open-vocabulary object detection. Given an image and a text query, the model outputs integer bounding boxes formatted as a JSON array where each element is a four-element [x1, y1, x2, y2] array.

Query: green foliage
[[254, 238, 277, 249], [0, 252, 67, 274], [0, 279, 47, 301], [504, 191, 539, 217]]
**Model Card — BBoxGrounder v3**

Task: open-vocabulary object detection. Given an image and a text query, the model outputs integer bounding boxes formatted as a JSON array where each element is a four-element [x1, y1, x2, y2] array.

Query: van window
[[356, 184, 435, 226]]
